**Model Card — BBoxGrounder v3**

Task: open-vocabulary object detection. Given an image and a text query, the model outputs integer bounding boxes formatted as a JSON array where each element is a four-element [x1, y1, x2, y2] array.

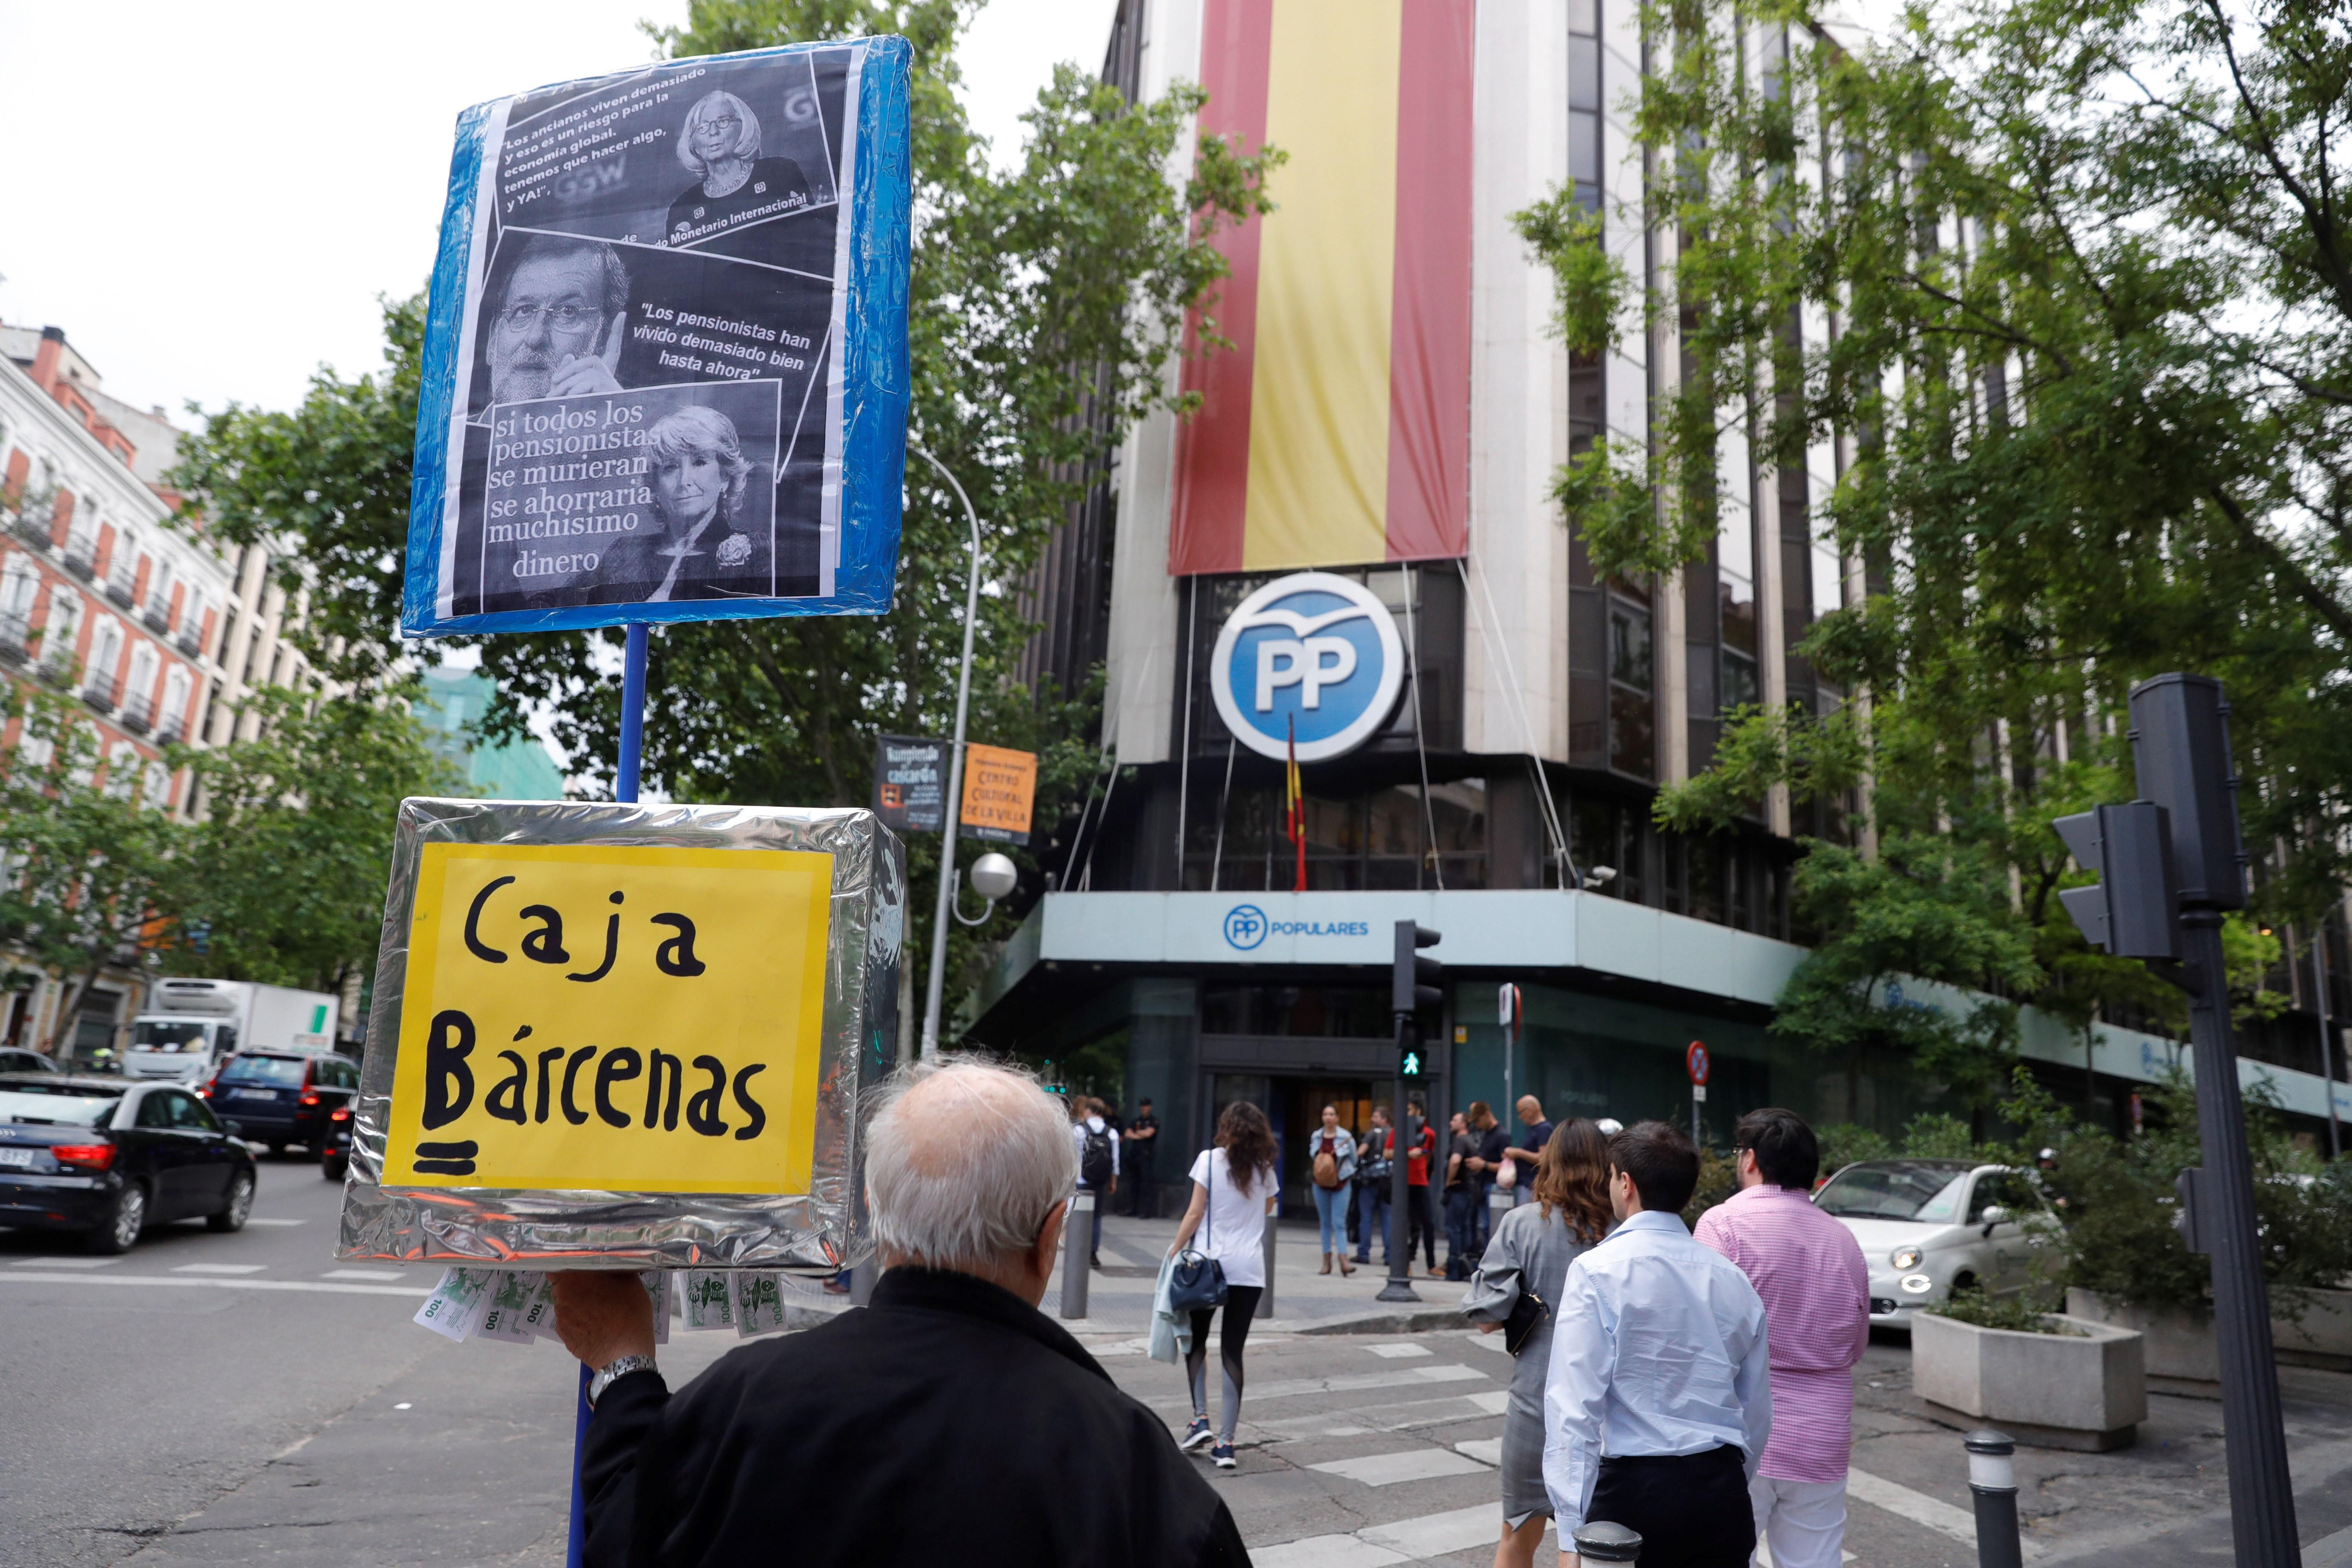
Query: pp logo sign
[[1223, 904, 1268, 950], [1209, 573, 1406, 763]]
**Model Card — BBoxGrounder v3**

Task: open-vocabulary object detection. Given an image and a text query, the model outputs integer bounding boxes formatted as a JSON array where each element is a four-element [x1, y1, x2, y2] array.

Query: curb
[[1283, 1302, 1468, 1336]]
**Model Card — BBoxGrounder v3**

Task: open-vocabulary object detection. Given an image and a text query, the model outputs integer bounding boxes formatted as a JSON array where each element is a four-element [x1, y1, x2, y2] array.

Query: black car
[[0, 1075, 257, 1253], [203, 1052, 359, 1155]]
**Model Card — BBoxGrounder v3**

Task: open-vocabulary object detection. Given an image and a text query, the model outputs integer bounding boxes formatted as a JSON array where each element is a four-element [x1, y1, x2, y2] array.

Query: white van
[[124, 979, 339, 1084]]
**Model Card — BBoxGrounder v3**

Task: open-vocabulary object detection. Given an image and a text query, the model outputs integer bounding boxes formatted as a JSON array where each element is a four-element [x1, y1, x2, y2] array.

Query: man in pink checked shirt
[[1695, 1109, 1870, 1568]]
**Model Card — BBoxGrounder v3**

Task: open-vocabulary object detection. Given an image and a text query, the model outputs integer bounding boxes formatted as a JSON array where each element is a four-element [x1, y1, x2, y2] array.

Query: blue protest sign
[[403, 39, 911, 636]]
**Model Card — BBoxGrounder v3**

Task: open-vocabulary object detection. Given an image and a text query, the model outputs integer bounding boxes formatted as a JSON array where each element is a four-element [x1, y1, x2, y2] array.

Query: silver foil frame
[[337, 798, 903, 1273]]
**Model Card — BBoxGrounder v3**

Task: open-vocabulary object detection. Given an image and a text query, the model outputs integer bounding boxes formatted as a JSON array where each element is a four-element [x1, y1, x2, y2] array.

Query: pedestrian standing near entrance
[[1443, 1110, 1480, 1279], [1695, 1109, 1869, 1568], [1169, 1100, 1279, 1470], [1463, 1118, 1612, 1568], [553, 1057, 1250, 1567], [1352, 1105, 1393, 1267], [1467, 1101, 1506, 1252], [1308, 1103, 1357, 1276], [1403, 1096, 1440, 1277], [1073, 1096, 1119, 1267], [1544, 1119, 1771, 1567], [1503, 1095, 1553, 1205], [1124, 1098, 1160, 1217]]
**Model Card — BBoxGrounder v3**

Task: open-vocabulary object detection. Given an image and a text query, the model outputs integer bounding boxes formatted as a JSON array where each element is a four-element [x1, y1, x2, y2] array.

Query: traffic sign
[[1498, 982, 1521, 1030], [1685, 1040, 1711, 1087]]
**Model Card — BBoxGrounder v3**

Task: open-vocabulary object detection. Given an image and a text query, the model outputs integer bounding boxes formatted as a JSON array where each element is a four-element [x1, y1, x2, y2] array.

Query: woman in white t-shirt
[[1167, 1099, 1278, 1470]]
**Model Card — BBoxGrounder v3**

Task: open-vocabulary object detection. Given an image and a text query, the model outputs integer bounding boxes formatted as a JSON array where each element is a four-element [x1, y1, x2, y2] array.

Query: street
[[4, 1191, 2351, 1568]]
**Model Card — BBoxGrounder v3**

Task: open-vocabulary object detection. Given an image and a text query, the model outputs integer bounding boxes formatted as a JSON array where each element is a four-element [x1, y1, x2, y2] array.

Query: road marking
[[1755, 1543, 1858, 1566], [1252, 1504, 1529, 1565], [1253, 1387, 1513, 1441], [8, 1256, 117, 1269], [1154, 1363, 1488, 1412], [0, 1271, 427, 1298], [245, 1218, 304, 1226], [1364, 1341, 1431, 1359], [1847, 1467, 1984, 1547], [172, 1263, 267, 1275], [1309, 1447, 1492, 1486], [322, 1268, 406, 1281], [1455, 1437, 1504, 1465], [1462, 1329, 1512, 1354]]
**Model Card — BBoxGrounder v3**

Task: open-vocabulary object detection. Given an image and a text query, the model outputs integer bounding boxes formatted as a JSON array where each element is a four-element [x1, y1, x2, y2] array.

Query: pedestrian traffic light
[[2053, 801, 2181, 960], [1399, 1044, 1425, 1079], [1392, 920, 1442, 1017]]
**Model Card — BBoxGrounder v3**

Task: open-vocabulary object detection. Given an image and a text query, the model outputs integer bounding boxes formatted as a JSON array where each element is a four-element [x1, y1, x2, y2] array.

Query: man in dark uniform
[[1124, 1097, 1160, 1216]]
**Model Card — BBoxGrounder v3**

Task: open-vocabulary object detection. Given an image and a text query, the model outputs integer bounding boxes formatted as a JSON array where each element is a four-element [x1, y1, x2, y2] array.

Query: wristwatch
[[587, 1354, 659, 1409]]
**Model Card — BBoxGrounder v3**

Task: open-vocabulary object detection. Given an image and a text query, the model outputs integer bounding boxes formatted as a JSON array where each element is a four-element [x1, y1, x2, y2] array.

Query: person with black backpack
[[1071, 1096, 1119, 1266]]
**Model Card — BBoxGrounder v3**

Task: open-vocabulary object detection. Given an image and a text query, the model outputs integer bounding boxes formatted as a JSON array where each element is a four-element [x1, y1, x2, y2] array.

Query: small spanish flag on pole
[[1285, 714, 1306, 892]]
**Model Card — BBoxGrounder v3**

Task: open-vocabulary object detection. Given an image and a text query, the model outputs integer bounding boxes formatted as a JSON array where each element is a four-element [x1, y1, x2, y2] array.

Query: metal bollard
[[1488, 1186, 1513, 1245], [1571, 1520, 1641, 1563], [1060, 1190, 1093, 1320], [1965, 1429, 2024, 1568], [1259, 1208, 1278, 1319]]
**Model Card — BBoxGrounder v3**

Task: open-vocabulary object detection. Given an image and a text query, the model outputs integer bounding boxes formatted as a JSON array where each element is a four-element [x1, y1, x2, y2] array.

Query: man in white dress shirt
[[1544, 1120, 1772, 1568]]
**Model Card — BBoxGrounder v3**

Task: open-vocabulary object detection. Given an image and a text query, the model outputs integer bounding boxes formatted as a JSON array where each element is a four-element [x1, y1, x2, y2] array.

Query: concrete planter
[[2065, 1289, 2218, 1393], [2270, 1286, 2352, 1373], [1912, 1311, 2147, 1451]]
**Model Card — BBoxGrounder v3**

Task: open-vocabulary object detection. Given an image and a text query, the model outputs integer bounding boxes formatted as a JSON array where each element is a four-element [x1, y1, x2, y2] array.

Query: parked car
[[322, 1103, 352, 1181], [1813, 1158, 2056, 1329], [0, 1074, 257, 1253], [201, 1051, 359, 1155], [0, 1048, 58, 1075]]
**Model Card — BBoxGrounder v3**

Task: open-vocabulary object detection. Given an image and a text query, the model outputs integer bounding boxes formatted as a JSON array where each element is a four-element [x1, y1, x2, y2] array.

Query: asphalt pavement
[[6, 1177, 2352, 1567]]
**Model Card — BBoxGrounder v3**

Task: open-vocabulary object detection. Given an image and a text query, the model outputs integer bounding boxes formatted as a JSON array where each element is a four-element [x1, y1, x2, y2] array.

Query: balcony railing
[[63, 545, 98, 582], [154, 716, 185, 747], [142, 605, 170, 635], [118, 693, 154, 735], [81, 680, 116, 715], [104, 578, 135, 609], [9, 515, 51, 551], [175, 628, 203, 659], [0, 612, 28, 664]]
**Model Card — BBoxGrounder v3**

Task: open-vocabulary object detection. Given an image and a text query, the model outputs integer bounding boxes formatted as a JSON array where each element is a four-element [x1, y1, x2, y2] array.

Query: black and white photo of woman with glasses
[[665, 89, 814, 253]]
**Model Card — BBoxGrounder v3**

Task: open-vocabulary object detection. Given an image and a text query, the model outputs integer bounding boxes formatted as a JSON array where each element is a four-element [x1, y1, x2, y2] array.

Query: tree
[[162, 690, 455, 995], [172, 0, 1278, 1032], [0, 688, 179, 1056], [1515, 0, 2350, 1097]]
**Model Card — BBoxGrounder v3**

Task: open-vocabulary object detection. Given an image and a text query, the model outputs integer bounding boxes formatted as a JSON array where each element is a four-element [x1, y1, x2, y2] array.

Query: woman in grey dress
[[1461, 1118, 1614, 1568]]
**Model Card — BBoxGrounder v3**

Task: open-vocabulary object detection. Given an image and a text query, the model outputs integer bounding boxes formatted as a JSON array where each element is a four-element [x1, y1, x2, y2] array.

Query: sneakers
[[1210, 1442, 1237, 1469], [1179, 1417, 1214, 1452]]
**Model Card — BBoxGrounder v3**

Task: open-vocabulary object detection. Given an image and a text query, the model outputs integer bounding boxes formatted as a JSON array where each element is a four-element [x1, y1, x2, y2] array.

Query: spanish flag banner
[[1284, 714, 1307, 890], [1171, 0, 1475, 576]]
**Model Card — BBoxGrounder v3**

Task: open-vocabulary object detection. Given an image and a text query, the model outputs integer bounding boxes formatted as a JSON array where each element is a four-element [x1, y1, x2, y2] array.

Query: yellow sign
[[383, 842, 832, 1194], [960, 744, 1037, 844]]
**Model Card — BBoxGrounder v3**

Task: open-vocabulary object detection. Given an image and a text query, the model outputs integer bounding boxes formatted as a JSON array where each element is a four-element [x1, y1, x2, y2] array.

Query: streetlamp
[[914, 447, 983, 1062]]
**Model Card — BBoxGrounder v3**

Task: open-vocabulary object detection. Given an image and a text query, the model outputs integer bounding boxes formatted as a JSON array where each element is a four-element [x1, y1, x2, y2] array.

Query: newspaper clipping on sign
[[403, 40, 911, 636]]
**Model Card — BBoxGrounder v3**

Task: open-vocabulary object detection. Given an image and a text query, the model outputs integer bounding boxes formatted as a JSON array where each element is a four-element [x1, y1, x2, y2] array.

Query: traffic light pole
[[2179, 907, 2300, 1566], [1378, 1037, 1419, 1305]]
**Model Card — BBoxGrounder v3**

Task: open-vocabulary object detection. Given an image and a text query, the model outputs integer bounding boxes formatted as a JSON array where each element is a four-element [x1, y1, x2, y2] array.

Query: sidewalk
[[1046, 1209, 1475, 1337]]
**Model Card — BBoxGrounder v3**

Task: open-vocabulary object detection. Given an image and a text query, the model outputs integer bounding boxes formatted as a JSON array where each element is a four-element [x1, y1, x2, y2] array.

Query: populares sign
[[382, 843, 832, 1194], [402, 40, 912, 636]]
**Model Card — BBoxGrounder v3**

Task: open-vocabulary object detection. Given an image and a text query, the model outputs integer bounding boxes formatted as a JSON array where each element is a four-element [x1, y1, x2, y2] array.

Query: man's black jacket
[[581, 1266, 1252, 1566]]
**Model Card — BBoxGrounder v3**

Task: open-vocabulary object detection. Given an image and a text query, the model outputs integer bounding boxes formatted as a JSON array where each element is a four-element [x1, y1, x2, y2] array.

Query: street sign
[[1498, 981, 1521, 1029], [959, 743, 1037, 845], [872, 734, 946, 833], [1685, 1040, 1711, 1087]]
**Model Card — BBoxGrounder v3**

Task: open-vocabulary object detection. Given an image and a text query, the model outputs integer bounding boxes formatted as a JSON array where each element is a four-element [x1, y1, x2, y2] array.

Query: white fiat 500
[[1813, 1159, 2056, 1329]]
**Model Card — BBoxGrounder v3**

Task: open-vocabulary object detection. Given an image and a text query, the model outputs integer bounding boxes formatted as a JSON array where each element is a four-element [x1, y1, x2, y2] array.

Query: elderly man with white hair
[[551, 1058, 1250, 1568]]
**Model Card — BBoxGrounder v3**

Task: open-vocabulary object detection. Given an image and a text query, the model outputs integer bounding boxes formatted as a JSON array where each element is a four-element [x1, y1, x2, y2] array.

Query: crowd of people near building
[[551, 1058, 1871, 1568]]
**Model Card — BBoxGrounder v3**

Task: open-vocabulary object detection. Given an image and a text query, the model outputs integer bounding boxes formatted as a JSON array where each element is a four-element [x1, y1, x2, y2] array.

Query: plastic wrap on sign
[[338, 799, 903, 1273], [402, 37, 912, 637]]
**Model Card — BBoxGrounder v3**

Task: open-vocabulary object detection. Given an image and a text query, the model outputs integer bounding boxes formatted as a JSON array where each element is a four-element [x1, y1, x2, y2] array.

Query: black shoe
[[1090, 1253, 1102, 1267]]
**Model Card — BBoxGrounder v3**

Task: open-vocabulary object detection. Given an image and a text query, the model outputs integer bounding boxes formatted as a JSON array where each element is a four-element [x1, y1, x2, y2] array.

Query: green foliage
[[1925, 1285, 2072, 1335], [0, 687, 180, 1055], [1899, 1113, 1979, 1160], [1770, 833, 2041, 1103], [1997, 1069, 2352, 1317], [1679, 1142, 1741, 1229], [1654, 704, 1868, 835], [171, 0, 1280, 1036], [1509, 192, 1629, 360], [163, 690, 456, 992], [1816, 1122, 1893, 1175]]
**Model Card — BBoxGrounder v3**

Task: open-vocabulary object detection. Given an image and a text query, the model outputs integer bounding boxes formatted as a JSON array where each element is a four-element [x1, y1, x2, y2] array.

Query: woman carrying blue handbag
[[1165, 1099, 1277, 1471]]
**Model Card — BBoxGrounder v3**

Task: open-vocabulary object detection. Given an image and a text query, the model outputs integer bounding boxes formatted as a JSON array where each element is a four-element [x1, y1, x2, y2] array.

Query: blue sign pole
[[567, 620, 651, 1568]]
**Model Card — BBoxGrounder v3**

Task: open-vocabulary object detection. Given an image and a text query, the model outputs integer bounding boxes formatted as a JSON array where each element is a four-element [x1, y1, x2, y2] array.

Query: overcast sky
[[0, 0, 1121, 422]]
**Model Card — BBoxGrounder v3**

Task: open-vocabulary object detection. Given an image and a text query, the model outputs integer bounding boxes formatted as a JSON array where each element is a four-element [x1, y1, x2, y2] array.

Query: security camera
[[1581, 865, 1618, 890]]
